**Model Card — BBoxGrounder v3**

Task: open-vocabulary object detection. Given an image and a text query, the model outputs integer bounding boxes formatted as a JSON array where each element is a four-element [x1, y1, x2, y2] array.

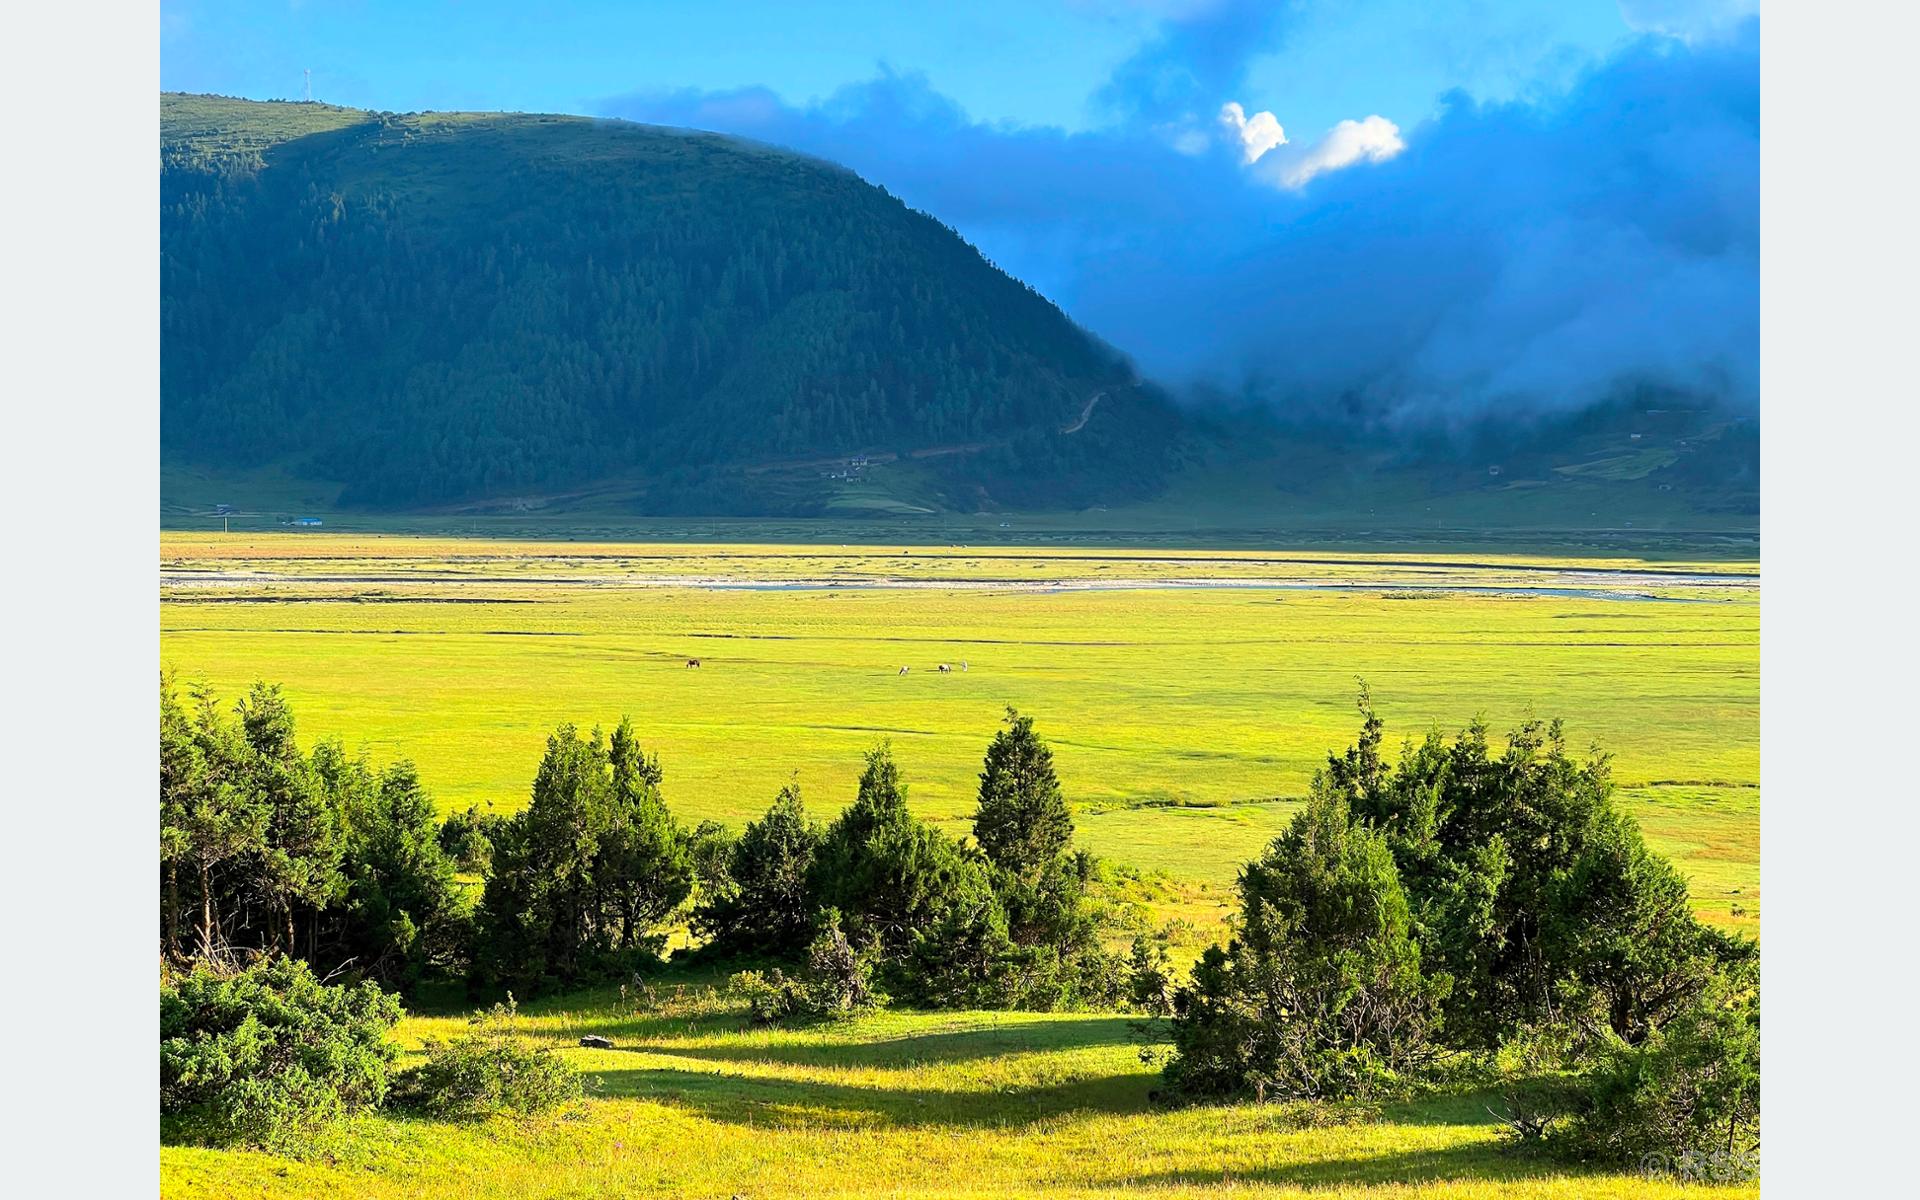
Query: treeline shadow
[[592, 1061, 1152, 1131], [655, 1014, 1139, 1069], [1131, 1141, 1583, 1191]]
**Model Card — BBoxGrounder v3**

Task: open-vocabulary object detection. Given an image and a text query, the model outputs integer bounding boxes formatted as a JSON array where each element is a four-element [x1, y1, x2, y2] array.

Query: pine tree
[[237, 683, 344, 956], [161, 676, 268, 959], [812, 742, 992, 955], [696, 779, 822, 956], [475, 719, 692, 993], [336, 759, 460, 986], [596, 717, 693, 951], [972, 708, 1072, 880]]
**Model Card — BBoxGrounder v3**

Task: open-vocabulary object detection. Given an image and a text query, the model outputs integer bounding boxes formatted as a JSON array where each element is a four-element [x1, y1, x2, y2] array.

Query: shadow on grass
[[1130, 1141, 1581, 1191], [591, 1062, 1153, 1130], [654, 1015, 1140, 1068]]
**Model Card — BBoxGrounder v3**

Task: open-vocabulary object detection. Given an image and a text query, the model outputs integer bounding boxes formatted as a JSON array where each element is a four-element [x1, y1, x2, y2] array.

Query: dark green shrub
[[969, 714, 1125, 1010], [727, 967, 813, 1024], [755, 737, 1123, 1013], [802, 910, 885, 1015], [990, 852, 1127, 1010], [1161, 790, 1449, 1102], [160, 956, 402, 1152], [727, 910, 885, 1023], [1127, 935, 1176, 1017], [996, 850, 1096, 945], [1054, 940, 1130, 1010], [391, 999, 586, 1118], [162, 678, 474, 991], [1484, 1022, 1590, 1147], [1321, 690, 1751, 1046], [1554, 973, 1760, 1179], [1545, 811, 1756, 1044], [892, 889, 1022, 1008], [687, 819, 738, 904]]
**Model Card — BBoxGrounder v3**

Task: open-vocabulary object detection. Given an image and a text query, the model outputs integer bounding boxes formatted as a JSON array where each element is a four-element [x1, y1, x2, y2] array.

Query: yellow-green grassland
[[161, 976, 1756, 1200], [159, 534, 1759, 1197]]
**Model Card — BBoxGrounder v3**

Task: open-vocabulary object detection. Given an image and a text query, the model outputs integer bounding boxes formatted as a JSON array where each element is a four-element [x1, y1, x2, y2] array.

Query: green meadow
[[160, 535, 1758, 933], [160, 975, 1755, 1200], [159, 535, 1759, 1196]]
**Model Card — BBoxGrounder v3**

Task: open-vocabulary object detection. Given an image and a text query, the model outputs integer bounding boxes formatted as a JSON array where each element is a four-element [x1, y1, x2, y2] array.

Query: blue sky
[[162, 1, 1759, 420], [162, 1, 1688, 138]]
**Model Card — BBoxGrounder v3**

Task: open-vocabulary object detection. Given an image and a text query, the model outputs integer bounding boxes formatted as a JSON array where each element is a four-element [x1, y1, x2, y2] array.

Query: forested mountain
[[161, 94, 1179, 510]]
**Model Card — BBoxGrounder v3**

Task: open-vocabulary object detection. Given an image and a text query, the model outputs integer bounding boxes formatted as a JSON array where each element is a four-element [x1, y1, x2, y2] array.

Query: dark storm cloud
[[599, 19, 1757, 426]]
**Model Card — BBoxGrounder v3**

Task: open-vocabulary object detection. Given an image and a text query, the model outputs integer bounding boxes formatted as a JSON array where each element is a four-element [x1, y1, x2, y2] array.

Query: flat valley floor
[[159, 534, 1760, 1199], [161, 535, 1758, 933]]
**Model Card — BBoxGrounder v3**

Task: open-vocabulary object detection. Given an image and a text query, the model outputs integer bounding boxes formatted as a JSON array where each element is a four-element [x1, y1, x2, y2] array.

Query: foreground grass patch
[[162, 988, 1755, 1198]]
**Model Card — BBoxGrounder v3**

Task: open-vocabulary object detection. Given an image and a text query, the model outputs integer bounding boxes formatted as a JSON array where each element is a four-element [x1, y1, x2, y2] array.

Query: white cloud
[[1217, 101, 1287, 163], [1217, 99, 1404, 189], [1258, 114, 1405, 189]]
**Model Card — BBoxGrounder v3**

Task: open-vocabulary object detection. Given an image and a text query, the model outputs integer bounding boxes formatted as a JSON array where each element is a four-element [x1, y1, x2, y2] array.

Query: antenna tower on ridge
[[304, 69, 312, 103]]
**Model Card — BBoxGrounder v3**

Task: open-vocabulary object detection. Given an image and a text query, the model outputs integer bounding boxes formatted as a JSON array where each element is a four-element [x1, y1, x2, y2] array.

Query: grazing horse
[[937, 663, 952, 673], [686, 658, 701, 669]]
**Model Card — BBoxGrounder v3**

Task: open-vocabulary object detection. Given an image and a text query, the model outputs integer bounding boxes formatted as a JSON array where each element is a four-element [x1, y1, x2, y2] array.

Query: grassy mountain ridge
[[159, 95, 1754, 537], [161, 94, 1178, 510]]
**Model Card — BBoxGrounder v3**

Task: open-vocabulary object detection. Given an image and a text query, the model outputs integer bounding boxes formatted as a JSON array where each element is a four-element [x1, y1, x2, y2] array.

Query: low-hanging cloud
[[599, 15, 1757, 428]]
